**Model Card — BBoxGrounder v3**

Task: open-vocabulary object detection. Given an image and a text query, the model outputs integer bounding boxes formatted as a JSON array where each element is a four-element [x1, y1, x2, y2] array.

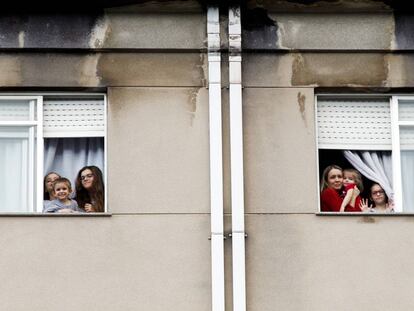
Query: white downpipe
[[208, 7, 225, 311], [36, 96, 44, 212], [390, 96, 402, 212], [229, 6, 246, 311]]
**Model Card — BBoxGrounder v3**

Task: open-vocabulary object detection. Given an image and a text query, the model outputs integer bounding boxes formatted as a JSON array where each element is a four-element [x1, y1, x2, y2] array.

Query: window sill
[[0, 212, 112, 217], [316, 212, 414, 216]]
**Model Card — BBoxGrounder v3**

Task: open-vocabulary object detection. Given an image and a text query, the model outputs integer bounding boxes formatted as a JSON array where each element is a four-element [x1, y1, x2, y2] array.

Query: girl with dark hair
[[360, 183, 394, 213], [75, 166, 105, 212]]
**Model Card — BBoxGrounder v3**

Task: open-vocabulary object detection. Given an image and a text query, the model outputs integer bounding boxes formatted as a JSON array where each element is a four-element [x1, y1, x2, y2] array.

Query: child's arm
[[349, 186, 360, 208], [340, 188, 354, 212]]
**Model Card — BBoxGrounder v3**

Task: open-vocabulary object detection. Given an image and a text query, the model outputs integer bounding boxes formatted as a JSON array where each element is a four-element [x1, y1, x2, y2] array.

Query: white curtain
[[44, 137, 104, 188], [0, 129, 29, 212], [343, 150, 393, 201]]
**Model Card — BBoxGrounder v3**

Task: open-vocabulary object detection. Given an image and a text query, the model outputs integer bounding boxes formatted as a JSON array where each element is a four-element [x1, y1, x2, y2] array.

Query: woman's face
[[371, 184, 386, 205], [45, 173, 60, 193], [80, 169, 95, 190], [327, 168, 343, 190]]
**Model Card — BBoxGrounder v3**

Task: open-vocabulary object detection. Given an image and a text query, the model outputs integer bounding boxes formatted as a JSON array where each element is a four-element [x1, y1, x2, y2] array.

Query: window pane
[[0, 99, 37, 121], [400, 126, 414, 150], [400, 126, 414, 211], [398, 100, 414, 121], [0, 127, 32, 212]]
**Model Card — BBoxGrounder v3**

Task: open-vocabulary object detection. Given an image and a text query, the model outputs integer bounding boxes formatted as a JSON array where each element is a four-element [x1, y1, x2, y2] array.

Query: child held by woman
[[44, 178, 84, 213], [339, 168, 363, 212]]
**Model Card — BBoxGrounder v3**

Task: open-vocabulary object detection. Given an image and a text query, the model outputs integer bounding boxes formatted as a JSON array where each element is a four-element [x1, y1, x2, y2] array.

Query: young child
[[44, 178, 84, 213], [339, 168, 363, 212]]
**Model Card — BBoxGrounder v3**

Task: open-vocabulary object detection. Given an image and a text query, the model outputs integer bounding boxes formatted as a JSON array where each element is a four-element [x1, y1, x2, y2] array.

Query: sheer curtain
[[0, 132, 28, 211], [44, 137, 104, 188], [343, 150, 393, 201]]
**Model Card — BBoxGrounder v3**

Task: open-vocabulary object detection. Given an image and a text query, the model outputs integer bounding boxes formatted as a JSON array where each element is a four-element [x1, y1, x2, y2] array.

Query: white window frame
[[316, 94, 414, 213], [0, 93, 107, 214]]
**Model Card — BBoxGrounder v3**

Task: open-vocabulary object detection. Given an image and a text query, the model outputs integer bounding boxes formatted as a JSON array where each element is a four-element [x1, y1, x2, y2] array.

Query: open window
[[0, 94, 106, 213], [317, 95, 414, 213]]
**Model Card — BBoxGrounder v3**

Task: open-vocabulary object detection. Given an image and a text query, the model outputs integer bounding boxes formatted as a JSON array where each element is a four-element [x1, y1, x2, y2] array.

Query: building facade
[[1, 1, 414, 310]]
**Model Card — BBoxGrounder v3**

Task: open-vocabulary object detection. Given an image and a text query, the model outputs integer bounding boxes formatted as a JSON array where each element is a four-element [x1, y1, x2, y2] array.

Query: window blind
[[317, 97, 391, 150], [43, 98, 105, 137]]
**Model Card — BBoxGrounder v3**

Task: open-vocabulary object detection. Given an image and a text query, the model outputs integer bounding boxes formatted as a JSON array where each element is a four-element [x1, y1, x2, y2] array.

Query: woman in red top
[[320, 165, 362, 212]]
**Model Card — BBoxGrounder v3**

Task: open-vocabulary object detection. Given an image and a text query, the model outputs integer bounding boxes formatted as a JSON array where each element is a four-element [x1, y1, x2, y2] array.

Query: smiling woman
[[320, 165, 362, 212], [75, 165, 105, 212]]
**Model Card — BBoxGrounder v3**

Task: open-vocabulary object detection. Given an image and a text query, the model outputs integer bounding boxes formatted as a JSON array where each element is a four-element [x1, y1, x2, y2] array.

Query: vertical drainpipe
[[207, 7, 225, 311], [229, 6, 246, 311]]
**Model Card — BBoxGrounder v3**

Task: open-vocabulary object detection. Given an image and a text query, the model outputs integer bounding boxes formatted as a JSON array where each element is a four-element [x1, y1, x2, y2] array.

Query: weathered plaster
[[291, 53, 389, 87], [101, 13, 206, 49], [243, 53, 293, 87], [17, 53, 102, 87], [0, 56, 22, 85], [242, 7, 278, 50], [388, 54, 414, 88], [78, 54, 102, 86], [97, 53, 206, 86], [274, 13, 393, 50], [89, 15, 111, 48], [257, 0, 393, 13], [394, 14, 414, 50]]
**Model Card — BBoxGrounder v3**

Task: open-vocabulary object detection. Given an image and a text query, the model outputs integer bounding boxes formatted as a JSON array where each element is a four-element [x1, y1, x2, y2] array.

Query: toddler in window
[[339, 168, 363, 212], [44, 178, 84, 213]]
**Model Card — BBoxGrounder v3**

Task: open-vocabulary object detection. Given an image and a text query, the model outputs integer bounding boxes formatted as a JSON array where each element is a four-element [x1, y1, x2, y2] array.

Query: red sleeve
[[320, 188, 361, 212], [345, 196, 362, 212], [320, 188, 342, 212]]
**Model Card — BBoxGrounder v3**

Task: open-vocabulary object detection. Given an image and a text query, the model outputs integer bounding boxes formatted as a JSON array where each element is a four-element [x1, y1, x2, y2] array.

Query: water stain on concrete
[[242, 7, 278, 50], [89, 14, 111, 48], [297, 91, 307, 127], [197, 53, 207, 87], [187, 88, 199, 126], [360, 216, 376, 223], [78, 54, 102, 87]]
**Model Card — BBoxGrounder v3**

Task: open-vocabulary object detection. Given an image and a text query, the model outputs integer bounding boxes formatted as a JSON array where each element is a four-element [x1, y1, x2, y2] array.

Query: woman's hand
[[359, 198, 372, 212], [84, 203, 96, 212]]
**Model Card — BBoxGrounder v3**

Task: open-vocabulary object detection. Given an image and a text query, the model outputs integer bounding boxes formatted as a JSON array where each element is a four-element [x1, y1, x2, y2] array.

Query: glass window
[[0, 95, 106, 213], [317, 95, 414, 213]]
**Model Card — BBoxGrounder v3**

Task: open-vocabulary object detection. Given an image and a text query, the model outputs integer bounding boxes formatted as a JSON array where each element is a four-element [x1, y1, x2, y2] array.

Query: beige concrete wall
[[108, 87, 210, 213], [244, 214, 414, 311], [0, 215, 211, 311], [243, 88, 317, 213]]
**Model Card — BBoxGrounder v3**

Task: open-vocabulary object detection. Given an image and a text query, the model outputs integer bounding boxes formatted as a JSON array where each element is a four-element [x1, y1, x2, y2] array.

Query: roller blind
[[317, 97, 391, 150], [43, 98, 105, 137]]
